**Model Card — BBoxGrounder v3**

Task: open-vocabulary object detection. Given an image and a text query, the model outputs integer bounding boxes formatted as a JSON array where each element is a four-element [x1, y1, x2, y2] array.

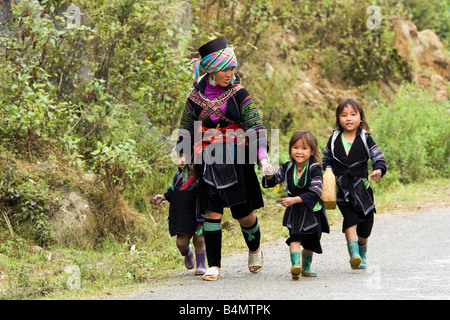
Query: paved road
[[120, 207, 450, 301]]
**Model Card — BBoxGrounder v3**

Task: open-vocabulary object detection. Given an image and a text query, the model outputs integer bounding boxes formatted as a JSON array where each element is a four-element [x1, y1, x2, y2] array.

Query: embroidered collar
[[190, 79, 242, 109], [189, 74, 243, 122]]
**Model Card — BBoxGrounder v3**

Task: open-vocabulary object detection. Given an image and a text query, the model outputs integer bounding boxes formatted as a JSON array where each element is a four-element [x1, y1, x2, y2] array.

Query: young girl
[[153, 154, 206, 275], [323, 99, 386, 270], [263, 130, 329, 280]]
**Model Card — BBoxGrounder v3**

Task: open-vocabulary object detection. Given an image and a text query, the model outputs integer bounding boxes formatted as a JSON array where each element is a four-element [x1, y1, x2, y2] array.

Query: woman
[[176, 37, 273, 280]]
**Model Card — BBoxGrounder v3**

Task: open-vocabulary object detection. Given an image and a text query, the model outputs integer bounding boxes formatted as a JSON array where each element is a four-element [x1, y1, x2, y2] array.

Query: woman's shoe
[[248, 250, 263, 273], [202, 267, 220, 281]]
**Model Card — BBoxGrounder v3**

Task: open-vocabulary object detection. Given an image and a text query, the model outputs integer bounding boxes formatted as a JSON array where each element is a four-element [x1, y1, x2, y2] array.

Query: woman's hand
[[370, 169, 382, 181], [281, 196, 302, 207], [260, 158, 274, 180], [262, 162, 274, 180]]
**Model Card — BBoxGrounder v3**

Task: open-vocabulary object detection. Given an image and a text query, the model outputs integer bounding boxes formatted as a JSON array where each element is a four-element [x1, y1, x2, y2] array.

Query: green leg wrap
[[241, 219, 261, 252]]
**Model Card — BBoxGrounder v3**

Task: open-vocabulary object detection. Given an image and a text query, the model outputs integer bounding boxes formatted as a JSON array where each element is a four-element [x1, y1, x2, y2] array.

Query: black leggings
[[203, 216, 261, 268]]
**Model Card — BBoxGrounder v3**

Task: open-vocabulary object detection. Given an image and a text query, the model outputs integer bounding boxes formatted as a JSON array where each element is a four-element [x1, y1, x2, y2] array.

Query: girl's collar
[[296, 163, 308, 173], [290, 158, 317, 171], [339, 126, 363, 135]]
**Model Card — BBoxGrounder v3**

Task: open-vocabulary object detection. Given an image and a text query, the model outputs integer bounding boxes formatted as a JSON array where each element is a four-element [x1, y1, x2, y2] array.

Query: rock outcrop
[[392, 18, 449, 100]]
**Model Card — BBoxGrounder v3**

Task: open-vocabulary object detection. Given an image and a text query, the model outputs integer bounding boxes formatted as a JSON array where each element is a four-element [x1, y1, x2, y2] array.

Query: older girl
[[323, 99, 386, 269], [263, 130, 329, 280]]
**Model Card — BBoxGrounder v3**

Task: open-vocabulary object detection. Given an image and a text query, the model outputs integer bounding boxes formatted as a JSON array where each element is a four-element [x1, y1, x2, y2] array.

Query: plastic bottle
[[322, 167, 336, 210]]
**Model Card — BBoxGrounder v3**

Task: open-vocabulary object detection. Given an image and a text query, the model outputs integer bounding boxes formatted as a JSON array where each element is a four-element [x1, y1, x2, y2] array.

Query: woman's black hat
[[198, 37, 229, 58]]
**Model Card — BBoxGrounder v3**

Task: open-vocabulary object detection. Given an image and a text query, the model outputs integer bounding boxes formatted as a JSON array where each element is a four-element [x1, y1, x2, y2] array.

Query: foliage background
[[0, 0, 448, 298]]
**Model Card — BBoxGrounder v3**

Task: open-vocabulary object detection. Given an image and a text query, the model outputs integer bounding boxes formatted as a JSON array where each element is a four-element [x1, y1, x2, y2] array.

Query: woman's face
[[212, 67, 235, 87]]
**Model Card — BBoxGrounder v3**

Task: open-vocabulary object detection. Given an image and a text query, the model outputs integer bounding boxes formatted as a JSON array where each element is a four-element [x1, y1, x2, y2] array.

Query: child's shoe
[[358, 243, 367, 269], [301, 251, 317, 277], [290, 251, 302, 280], [195, 251, 206, 275], [347, 240, 362, 269], [182, 245, 195, 269]]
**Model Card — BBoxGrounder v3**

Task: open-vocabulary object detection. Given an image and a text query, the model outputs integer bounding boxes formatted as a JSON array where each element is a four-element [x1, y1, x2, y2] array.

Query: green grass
[[1, 178, 448, 300], [373, 178, 450, 213]]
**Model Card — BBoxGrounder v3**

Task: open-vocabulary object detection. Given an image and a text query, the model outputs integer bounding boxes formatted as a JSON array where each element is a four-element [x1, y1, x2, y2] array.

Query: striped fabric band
[[370, 144, 385, 164], [309, 176, 323, 197], [190, 46, 238, 79], [241, 221, 259, 241], [203, 221, 222, 232]]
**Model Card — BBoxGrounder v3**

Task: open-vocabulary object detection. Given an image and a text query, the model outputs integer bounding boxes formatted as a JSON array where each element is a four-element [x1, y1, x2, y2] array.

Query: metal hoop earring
[[209, 74, 216, 86]]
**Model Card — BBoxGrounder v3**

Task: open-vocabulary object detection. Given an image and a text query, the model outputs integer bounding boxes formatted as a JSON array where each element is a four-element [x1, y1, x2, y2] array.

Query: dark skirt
[[283, 204, 324, 254], [338, 187, 375, 238], [168, 188, 201, 236], [200, 162, 264, 219], [285, 231, 323, 254]]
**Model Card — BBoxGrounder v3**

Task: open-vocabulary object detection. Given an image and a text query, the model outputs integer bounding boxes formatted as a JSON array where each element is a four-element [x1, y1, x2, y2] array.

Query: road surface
[[117, 207, 450, 301]]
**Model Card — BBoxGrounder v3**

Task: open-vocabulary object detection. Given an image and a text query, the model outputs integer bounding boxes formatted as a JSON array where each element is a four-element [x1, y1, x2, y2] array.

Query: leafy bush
[[191, 0, 277, 58], [370, 83, 450, 185], [91, 139, 147, 193], [336, 14, 411, 84], [0, 163, 55, 245], [274, 0, 411, 84], [0, 1, 83, 155], [405, 0, 450, 45]]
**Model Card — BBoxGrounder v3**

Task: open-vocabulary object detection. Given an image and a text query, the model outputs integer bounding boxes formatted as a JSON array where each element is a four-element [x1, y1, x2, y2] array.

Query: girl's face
[[339, 105, 361, 133], [291, 139, 312, 168], [212, 67, 235, 87]]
